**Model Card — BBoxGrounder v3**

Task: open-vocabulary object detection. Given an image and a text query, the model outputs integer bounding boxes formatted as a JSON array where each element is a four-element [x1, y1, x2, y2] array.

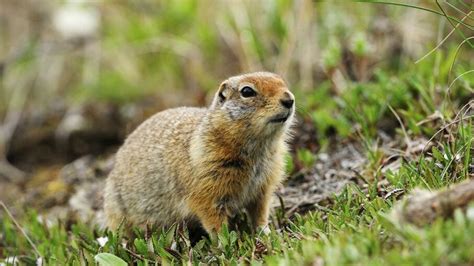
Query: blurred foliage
[[1, 0, 471, 108], [0, 1, 472, 144], [0, 0, 473, 264]]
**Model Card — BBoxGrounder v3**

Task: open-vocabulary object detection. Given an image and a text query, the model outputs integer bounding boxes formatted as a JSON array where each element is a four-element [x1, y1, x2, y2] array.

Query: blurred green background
[[1, 1, 471, 166], [1, 1, 473, 265], [0, 0, 472, 183], [2, 0, 462, 106]]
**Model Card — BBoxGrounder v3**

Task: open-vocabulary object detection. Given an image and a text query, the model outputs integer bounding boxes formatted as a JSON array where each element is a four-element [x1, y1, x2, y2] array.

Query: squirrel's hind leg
[[104, 179, 127, 230]]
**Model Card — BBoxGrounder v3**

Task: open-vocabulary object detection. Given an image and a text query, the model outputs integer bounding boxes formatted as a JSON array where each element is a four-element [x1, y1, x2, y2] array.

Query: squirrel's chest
[[238, 161, 270, 203]]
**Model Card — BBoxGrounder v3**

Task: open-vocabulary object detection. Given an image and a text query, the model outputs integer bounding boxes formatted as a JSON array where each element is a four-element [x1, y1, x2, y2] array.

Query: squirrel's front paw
[[257, 225, 271, 236]]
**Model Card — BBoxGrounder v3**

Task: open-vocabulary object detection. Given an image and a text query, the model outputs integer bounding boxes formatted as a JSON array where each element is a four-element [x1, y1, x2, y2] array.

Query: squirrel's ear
[[211, 81, 230, 109]]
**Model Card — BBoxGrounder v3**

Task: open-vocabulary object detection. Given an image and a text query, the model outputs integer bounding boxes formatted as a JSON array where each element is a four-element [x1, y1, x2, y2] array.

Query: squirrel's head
[[210, 72, 295, 136]]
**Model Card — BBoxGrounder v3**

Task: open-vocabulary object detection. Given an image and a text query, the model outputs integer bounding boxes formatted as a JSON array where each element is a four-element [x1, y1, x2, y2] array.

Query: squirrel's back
[[104, 107, 207, 228]]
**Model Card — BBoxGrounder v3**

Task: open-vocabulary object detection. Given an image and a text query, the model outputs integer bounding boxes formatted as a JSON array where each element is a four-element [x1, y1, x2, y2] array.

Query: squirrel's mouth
[[269, 113, 290, 123]]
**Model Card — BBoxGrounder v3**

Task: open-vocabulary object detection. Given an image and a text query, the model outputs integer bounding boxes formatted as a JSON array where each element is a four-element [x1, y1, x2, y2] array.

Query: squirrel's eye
[[240, 86, 257, 98]]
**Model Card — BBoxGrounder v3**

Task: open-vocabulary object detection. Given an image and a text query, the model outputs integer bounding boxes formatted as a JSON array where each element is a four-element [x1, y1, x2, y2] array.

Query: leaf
[[134, 238, 149, 256], [164, 226, 176, 246], [94, 253, 127, 266], [432, 147, 444, 162]]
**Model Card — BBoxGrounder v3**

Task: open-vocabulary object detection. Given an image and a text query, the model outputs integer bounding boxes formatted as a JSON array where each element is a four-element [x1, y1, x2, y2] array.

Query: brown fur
[[104, 72, 295, 235]]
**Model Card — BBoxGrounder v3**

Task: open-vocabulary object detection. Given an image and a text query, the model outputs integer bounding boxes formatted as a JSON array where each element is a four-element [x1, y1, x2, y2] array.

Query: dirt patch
[[277, 141, 364, 217]]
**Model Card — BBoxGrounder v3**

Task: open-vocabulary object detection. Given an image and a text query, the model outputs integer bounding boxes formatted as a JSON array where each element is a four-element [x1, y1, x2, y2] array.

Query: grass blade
[[94, 253, 128, 266]]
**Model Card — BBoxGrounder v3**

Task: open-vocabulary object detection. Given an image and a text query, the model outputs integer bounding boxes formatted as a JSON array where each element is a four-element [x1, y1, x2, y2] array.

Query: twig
[[435, 0, 474, 47], [388, 105, 412, 155], [421, 114, 474, 154], [122, 246, 157, 264], [0, 201, 41, 258], [285, 195, 308, 217], [358, 1, 473, 29], [416, 110, 444, 126], [393, 178, 474, 226], [414, 11, 471, 64], [384, 188, 404, 200], [445, 1, 474, 18], [447, 70, 474, 94], [448, 36, 474, 84]]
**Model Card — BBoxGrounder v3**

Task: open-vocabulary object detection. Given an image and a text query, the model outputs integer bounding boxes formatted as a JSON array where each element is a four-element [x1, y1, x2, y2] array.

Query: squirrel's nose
[[280, 98, 294, 109]]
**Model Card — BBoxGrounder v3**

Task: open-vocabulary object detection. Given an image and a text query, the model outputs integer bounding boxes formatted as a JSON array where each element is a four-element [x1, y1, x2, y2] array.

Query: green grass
[[1, 57, 473, 264], [1, 1, 474, 265]]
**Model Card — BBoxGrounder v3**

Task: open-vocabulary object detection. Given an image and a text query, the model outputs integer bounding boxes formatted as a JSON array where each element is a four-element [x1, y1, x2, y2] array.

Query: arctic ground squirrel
[[104, 72, 295, 236]]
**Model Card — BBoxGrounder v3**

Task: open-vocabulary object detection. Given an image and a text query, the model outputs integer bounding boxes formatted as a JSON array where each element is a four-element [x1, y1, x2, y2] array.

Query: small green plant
[[95, 253, 127, 266], [297, 149, 315, 169], [1, 1, 474, 265]]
